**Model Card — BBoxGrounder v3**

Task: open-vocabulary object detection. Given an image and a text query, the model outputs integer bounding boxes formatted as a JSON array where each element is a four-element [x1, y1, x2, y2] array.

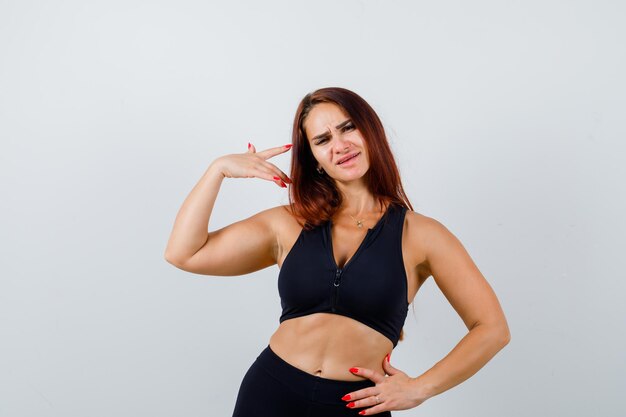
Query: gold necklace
[[347, 213, 365, 228]]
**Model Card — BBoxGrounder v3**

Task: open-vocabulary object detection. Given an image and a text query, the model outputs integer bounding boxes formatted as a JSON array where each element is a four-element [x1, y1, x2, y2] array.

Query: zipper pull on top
[[331, 268, 343, 312], [334, 268, 342, 286]]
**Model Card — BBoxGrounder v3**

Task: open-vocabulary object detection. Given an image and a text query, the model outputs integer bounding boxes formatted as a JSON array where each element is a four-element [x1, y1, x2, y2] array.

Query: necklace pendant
[[357, 221, 363, 228]]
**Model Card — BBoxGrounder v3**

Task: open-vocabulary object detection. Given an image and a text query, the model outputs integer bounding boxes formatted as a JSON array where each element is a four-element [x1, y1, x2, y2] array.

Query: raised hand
[[214, 142, 293, 188]]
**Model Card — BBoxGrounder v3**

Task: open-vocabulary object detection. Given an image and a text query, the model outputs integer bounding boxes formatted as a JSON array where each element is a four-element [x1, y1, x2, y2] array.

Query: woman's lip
[[337, 152, 360, 165]]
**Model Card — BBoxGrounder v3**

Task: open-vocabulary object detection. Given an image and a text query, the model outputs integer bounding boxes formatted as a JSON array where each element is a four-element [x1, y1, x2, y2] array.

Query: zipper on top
[[331, 268, 343, 312], [326, 205, 391, 312], [327, 223, 374, 313]]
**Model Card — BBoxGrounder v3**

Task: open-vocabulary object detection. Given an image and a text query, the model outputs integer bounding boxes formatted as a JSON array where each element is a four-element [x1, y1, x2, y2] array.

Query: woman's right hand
[[213, 142, 293, 188]]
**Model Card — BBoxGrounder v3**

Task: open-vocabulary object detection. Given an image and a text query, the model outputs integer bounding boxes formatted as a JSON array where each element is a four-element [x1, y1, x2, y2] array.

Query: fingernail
[[280, 181, 287, 188], [386, 353, 390, 363], [284, 144, 292, 149], [341, 394, 351, 401], [359, 411, 366, 415], [273, 176, 280, 181], [248, 142, 251, 149], [349, 367, 359, 373], [346, 402, 355, 408]]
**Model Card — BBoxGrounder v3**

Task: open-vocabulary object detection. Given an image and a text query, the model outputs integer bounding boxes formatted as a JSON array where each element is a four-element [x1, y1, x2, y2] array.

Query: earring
[[316, 166, 324, 174]]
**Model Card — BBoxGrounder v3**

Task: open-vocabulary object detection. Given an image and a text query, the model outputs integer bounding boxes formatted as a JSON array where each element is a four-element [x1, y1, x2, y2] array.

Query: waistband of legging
[[256, 344, 375, 404]]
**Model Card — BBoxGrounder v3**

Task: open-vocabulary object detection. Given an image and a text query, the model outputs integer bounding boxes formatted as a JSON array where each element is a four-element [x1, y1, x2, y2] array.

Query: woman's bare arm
[[408, 216, 511, 402], [164, 144, 292, 275], [164, 162, 226, 266]]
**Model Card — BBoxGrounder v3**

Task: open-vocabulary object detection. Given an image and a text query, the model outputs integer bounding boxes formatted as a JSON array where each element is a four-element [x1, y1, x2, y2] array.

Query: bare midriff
[[268, 312, 393, 381]]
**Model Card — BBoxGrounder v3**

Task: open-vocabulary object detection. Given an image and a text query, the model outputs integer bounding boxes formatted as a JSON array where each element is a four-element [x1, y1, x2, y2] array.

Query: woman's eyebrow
[[311, 119, 352, 141]]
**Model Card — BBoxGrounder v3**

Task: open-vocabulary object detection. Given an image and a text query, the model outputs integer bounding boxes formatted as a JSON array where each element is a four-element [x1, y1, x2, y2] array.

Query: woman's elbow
[[497, 323, 511, 347]]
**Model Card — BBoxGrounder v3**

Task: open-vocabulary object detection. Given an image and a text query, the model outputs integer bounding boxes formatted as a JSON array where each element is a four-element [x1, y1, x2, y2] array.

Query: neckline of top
[[326, 203, 394, 270]]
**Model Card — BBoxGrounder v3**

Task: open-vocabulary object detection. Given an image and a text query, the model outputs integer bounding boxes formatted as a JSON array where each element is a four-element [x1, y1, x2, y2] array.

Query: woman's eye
[[314, 124, 354, 145]]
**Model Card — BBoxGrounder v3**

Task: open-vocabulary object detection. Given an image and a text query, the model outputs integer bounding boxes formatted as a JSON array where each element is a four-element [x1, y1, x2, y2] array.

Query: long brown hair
[[287, 87, 414, 228]]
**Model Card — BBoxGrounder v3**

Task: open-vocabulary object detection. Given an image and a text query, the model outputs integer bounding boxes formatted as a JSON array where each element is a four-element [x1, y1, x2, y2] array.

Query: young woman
[[164, 87, 511, 416]]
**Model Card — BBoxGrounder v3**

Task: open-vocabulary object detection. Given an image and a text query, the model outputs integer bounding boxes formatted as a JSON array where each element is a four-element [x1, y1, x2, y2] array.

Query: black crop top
[[278, 203, 409, 347]]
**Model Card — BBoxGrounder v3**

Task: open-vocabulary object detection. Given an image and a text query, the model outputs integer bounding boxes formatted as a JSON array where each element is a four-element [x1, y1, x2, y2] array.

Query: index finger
[[256, 144, 293, 160]]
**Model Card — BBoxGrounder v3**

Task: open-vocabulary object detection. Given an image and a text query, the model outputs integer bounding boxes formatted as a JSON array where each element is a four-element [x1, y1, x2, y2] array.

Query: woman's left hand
[[342, 355, 426, 415]]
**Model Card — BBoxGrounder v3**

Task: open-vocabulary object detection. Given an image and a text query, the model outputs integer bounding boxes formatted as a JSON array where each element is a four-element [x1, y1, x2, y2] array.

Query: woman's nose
[[333, 135, 351, 151]]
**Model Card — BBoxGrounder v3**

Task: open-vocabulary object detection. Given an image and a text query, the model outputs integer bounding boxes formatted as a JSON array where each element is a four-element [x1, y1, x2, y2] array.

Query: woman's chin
[[331, 169, 369, 184]]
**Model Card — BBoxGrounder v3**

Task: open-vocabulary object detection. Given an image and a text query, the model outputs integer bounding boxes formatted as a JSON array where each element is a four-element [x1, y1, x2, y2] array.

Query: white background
[[1, 1, 624, 416]]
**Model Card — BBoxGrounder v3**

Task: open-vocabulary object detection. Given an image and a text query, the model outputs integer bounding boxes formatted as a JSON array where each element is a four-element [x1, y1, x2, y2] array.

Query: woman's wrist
[[207, 157, 226, 178], [409, 375, 437, 405]]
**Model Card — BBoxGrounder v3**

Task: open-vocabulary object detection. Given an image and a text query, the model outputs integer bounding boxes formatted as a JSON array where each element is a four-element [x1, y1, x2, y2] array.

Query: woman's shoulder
[[404, 208, 435, 224], [404, 209, 467, 258], [257, 204, 306, 231], [402, 209, 454, 276], [403, 209, 450, 247]]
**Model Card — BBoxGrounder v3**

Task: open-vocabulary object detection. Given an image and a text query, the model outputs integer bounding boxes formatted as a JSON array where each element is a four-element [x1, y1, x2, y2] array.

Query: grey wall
[[1, 1, 624, 416]]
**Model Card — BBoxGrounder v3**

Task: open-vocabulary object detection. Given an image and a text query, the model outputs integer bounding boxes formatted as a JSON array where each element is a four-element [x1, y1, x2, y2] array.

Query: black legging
[[232, 345, 392, 417]]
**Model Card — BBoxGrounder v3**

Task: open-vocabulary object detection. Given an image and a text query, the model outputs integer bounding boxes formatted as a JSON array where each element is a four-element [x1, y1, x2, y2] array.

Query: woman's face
[[303, 102, 370, 183]]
